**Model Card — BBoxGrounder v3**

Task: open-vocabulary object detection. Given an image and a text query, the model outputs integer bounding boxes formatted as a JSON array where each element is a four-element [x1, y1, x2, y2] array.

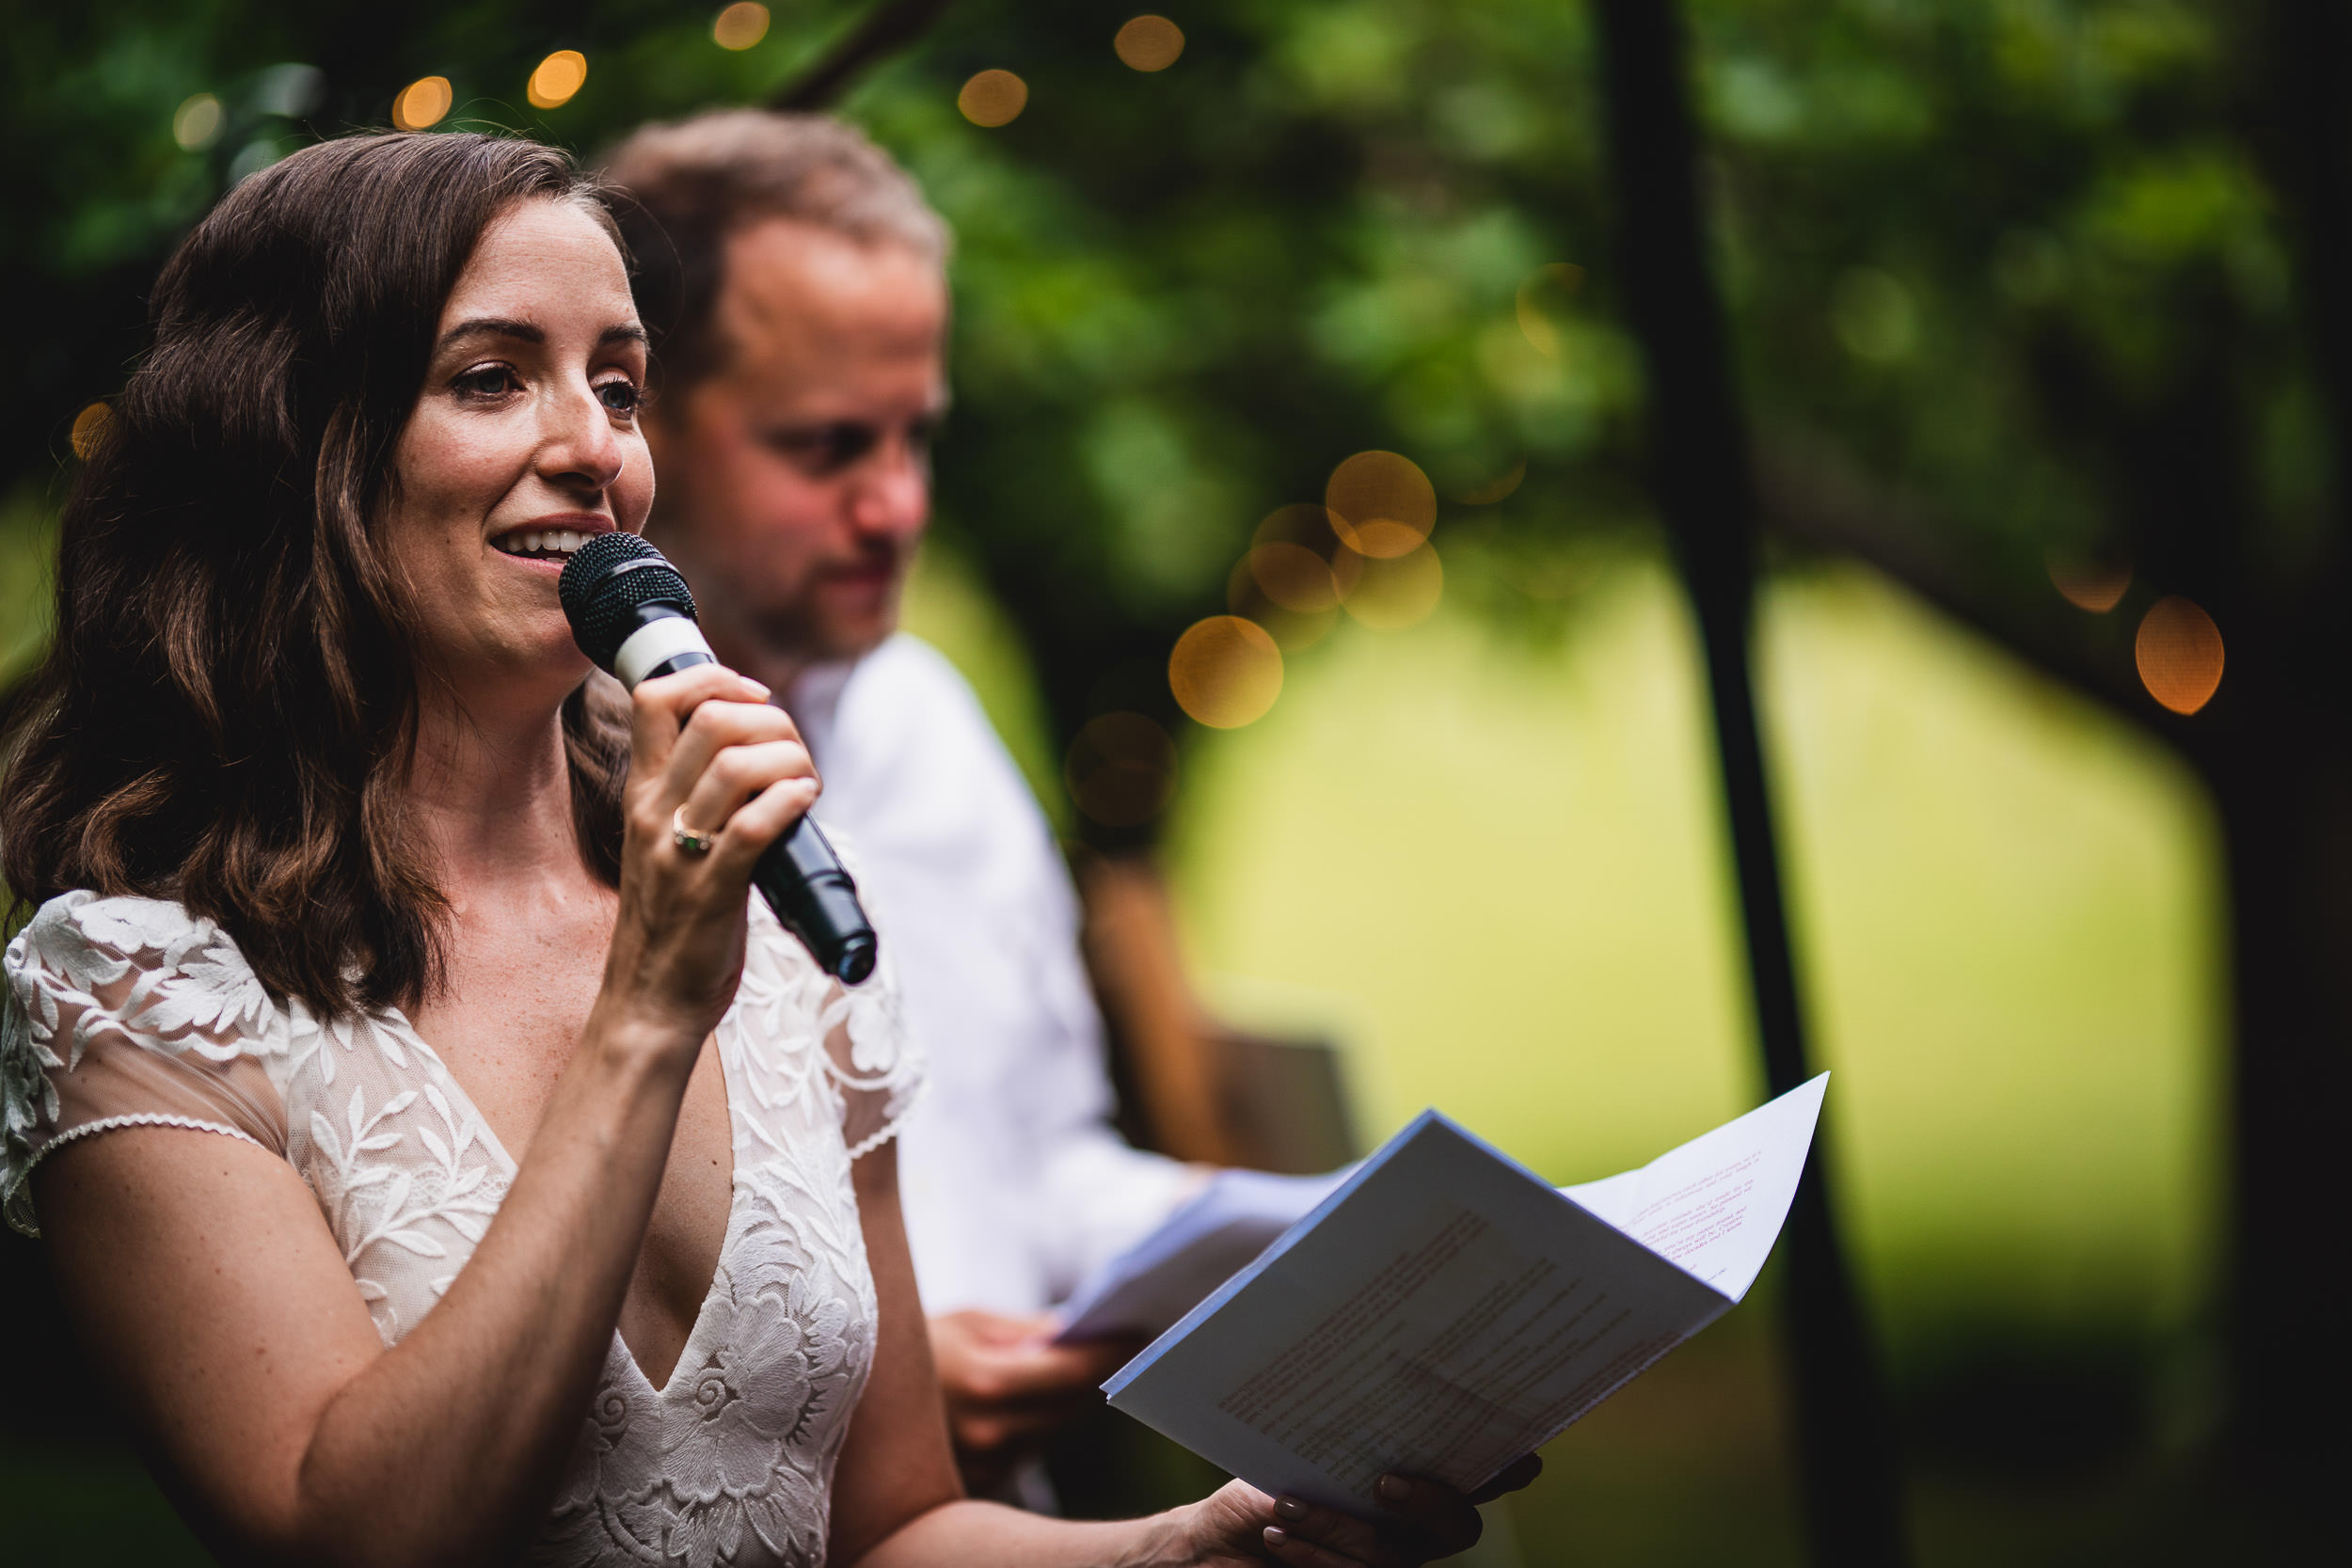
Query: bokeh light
[[1516, 264, 1583, 357], [1342, 542, 1444, 630], [2046, 551, 2131, 612], [392, 76, 453, 131], [2135, 596, 2223, 715], [712, 3, 771, 50], [1227, 557, 1338, 651], [1325, 451, 1436, 559], [959, 70, 1028, 127], [1249, 542, 1342, 612], [69, 403, 112, 462], [1115, 16, 1186, 71], [527, 50, 588, 111], [1065, 711, 1178, 826], [172, 93, 223, 151], [1170, 616, 1284, 728], [1457, 458, 1526, 505]]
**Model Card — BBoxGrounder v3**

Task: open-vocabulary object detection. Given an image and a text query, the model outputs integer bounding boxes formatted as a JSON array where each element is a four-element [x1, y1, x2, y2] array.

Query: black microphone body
[[561, 533, 879, 987]]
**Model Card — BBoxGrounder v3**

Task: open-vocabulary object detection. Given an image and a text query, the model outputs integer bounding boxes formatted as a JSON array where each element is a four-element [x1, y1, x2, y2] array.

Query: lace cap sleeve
[[2, 892, 289, 1236], [809, 827, 924, 1159], [821, 943, 923, 1160]]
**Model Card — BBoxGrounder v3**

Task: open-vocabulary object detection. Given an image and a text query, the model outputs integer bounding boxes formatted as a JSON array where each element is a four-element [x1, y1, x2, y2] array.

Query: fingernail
[[1274, 1497, 1307, 1521], [1376, 1475, 1409, 1504], [745, 680, 772, 700], [1263, 1527, 1290, 1546]]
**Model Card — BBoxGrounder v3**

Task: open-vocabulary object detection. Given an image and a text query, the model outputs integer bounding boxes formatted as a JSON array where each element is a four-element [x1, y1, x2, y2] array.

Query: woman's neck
[[407, 677, 587, 904]]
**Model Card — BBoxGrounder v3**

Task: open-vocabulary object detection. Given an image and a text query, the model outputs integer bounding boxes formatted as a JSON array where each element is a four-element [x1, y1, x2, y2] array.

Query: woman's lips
[[489, 524, 606, 562]]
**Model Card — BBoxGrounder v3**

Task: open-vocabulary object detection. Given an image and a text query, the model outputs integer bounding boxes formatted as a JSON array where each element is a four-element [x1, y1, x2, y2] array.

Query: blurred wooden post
[[1590, 2, 1912, 1564], [1077, 854, 1359, 1175], [1077, 854, 1236, 1165]]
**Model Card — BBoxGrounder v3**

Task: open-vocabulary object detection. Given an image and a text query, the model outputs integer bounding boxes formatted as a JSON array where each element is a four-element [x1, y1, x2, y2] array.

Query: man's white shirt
[[788, 633, 1198, 1316]]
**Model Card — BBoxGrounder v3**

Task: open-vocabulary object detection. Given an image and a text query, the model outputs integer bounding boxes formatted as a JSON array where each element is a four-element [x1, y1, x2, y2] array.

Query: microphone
[[560, 531, 880, 986]]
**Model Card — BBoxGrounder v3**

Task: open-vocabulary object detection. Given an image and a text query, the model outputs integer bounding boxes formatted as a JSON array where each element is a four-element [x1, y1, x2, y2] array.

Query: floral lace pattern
[[2, 889, 921, 1567]]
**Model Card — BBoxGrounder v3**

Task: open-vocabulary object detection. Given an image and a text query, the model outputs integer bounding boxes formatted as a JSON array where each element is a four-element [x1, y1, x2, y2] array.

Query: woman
[[0, 132, 1533, 1567]]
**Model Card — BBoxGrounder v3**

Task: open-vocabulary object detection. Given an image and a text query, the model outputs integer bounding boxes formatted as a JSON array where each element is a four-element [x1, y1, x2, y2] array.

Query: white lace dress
[[0, 889, 923, 1568]]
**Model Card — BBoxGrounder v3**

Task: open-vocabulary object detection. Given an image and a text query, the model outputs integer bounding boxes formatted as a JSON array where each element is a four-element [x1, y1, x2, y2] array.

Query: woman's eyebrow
[[436, 317, 544, 354], [432, 319, 646, 355]]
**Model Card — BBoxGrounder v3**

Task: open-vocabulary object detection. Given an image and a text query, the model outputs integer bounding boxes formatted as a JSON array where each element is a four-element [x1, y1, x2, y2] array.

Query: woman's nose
[[539, 382, 628, 493]]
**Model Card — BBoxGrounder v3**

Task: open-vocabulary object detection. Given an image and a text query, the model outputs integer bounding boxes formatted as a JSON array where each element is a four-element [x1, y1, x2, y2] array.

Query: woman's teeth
[[494, 529, 588, 560]]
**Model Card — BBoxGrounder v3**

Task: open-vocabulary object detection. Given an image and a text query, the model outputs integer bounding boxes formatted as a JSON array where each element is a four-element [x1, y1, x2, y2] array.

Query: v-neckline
[[378, 1003, 742, 1399]]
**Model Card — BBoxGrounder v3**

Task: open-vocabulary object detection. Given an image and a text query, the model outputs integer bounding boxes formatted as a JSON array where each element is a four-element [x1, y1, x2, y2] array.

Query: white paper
[[1559, 1071, 1827, 1302], [1056, 1168, 1351, 1343], [1102, 1075, 1827, 1515]]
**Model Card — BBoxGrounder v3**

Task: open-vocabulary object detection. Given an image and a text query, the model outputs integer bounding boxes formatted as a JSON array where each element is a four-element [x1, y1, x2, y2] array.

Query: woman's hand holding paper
[[1175, 1456, 1544, 1567]]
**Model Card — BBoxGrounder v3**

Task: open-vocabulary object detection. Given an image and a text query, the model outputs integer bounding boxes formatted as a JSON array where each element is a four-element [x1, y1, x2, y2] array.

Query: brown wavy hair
[[0, 131, 631, 1015]]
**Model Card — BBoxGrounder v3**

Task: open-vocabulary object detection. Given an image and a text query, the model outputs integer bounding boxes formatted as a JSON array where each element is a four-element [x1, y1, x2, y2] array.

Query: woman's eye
[[454, 366, 517, 399], [597, 380, 642, 416]]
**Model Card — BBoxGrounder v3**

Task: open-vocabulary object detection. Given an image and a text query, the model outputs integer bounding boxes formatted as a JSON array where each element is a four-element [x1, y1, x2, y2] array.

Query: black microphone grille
[[560, 531, 699, 672]]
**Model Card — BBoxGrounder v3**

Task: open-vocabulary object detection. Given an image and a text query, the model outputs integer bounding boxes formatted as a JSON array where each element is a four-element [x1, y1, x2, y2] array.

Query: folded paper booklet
[[1099, 1074, 1829, 1516]]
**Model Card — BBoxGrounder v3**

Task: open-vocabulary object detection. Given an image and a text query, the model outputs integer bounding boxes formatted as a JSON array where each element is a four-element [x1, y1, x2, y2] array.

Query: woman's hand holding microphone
[[596, 664, 815, 1057]]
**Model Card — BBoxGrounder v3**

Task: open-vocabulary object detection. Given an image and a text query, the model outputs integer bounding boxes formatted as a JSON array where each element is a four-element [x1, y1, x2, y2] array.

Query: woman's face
[[385, 197, 653, 698]]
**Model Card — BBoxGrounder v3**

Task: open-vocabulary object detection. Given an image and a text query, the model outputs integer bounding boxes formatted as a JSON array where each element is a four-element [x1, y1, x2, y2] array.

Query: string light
[[528, 51, 588, 111], [959, 70, 1028, 127], [1115, 16, 1185, 71], [392, 76, 453, 131], [1170, 616, 1283, 728], [713, 3, 771, 50], [2135, 596, 2223, 715]]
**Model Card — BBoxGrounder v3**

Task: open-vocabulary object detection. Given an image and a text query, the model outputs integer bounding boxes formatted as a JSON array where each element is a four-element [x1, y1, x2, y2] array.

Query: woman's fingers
[[661, 697, 805, 811], [1261, 1473, 1489, 1568], [1261, 1522, 1381, 1568], [706, 774, 820, 873], [627, 664, 770, 776], [1371, 1473, 1486, 1554], [676, 739, 817, 845]]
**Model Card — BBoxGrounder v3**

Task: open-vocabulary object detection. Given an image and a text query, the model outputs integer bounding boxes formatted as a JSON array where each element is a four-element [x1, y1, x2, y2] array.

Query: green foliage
[[7, 0, 2312, 775]]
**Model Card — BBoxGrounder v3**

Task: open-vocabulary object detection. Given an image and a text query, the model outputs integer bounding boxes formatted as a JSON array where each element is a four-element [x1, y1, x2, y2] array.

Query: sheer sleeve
[[2, 892, 289, 1237], [811, 829, 924, 1159], [821, 953, 924, 1160]]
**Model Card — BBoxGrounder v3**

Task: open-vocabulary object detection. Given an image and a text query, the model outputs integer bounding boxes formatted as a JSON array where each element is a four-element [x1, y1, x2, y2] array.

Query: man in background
[[601, 111, 1202, 1499]]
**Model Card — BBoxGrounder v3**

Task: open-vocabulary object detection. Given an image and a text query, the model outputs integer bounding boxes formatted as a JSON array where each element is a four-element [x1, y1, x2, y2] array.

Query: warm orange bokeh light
[[1342, 542, 1444, 630], [1065, 711, 1178, 826], [1326, 451, 1436, 559], [1115, 16, 1185, 71], [2047, 551, 2131, 612], [1170, 616, 1284, 728], [2135, 595, 2223, 715], [70, 403, 112, 462], [392, 75, 453, 131], [527, 51, 588, 110], [713, 3, 771, 50], [1248, 541, 1341, 612], [959, 70, 1028, 127]]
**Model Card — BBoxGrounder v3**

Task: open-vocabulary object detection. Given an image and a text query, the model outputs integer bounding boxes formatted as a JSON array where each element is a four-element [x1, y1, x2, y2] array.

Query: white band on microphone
[[612, 617, 716, 689]]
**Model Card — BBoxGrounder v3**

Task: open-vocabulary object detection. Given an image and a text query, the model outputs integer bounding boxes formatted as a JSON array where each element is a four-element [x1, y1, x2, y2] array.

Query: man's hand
[[927, 1310, 1139, 1496]]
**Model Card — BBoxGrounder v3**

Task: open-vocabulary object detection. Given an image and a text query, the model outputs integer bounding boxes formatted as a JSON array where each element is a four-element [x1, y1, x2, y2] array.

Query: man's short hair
[[599, 110, 950, 397]]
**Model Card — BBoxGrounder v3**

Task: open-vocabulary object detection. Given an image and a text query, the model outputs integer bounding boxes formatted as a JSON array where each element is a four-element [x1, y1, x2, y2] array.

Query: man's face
[[644, 219, 947, 667]]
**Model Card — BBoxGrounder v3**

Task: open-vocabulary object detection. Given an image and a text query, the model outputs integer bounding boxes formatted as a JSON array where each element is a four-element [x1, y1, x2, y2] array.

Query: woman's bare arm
[[39, 1011, 693, 1566], [36, 667, 811, 1567]]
